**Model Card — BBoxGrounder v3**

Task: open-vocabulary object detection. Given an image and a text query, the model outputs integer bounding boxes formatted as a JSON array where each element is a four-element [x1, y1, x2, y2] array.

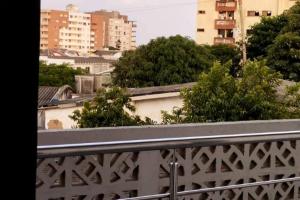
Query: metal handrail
[[119, 177, 300, 200], [37, 130, 300, 158]]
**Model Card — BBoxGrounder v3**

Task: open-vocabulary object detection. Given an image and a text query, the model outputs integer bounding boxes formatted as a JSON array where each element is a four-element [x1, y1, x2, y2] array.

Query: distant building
[[41, 5, 92, 54], [39, 49, 116, 75], [196, 0, 297, 45], [90, 10, 137, 51], [40, 5, 136, 53]]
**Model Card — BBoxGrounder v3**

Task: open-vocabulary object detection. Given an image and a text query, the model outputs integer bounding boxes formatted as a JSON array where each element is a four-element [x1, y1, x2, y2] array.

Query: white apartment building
[[196, 0, 297, 45], [108, 18, 136, 51], [59, 5, 92, 54]]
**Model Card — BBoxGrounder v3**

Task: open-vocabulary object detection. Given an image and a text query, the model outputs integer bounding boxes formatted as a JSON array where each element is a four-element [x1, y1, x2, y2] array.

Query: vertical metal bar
[[170, 149, 179, 200]]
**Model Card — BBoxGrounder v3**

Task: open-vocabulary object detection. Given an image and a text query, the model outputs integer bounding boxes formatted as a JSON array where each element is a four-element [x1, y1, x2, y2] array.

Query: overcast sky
[[41, 0, 197, 46]]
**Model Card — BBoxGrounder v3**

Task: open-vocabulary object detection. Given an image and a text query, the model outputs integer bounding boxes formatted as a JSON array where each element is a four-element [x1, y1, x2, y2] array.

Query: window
[[262, 11, 272, 16], [228, 12, 234, 19], [219, 11, 226, 19], [248, 11, 260, 16], [197, 28, 205, 32], [218, 29, 225, 37], [226, 29, 233, 37], [198, 10, 205, 14]]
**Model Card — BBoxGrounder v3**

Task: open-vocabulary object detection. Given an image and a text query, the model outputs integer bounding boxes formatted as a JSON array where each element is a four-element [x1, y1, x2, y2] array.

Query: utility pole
[[238, 0, 247, 64]]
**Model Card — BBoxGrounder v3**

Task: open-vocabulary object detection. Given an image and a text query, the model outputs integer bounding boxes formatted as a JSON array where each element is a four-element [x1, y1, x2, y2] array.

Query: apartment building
[[40, 5, 136, 53], [41, 5, 92, 53], [90, 14, 106, 50], [90, 10, 137, 51], [40, 10, 68, 50], [196, 0, 297, 45]]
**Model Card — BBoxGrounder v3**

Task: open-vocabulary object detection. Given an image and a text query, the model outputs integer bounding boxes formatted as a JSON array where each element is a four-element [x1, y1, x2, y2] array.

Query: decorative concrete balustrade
[[37, 120, 300, 200]]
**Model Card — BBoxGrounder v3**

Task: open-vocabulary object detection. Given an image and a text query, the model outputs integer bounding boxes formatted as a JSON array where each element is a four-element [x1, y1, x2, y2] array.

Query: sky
[[41, 0, 197, 46]]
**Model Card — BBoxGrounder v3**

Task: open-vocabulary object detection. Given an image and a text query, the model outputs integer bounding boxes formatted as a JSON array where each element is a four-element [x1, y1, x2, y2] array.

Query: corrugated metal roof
[[38, 86, 60, 107]]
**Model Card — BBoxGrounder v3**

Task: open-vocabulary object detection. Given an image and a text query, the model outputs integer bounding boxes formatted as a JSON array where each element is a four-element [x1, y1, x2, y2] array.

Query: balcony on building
[[216, 0, 237, 11], [214, 37, 235, 45], [215, 19, 236, 29]]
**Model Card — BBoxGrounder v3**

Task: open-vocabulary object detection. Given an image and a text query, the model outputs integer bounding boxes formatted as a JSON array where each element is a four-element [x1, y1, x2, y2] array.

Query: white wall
[[42, 92, 184, 129], [44, 105, 83, 129], [131, 92, 183, 123]]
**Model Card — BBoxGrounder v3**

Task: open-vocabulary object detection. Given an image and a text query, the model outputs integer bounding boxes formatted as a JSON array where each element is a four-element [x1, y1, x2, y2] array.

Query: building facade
[[90, 10, 137, 51], [196, 0, 297, 45], [40, 5, 136, 53], [41, 5, 92, 53]]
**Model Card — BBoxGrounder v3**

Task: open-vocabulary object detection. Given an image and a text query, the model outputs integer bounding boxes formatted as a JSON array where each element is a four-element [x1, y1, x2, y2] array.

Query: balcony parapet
[[215, 19, 236, 29], [216, 1, 237, 11], [36, 120, 300, 200]]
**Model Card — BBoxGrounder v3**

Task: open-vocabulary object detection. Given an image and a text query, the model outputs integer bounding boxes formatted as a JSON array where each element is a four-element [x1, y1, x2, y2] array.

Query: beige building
[[90, 10, 137, 51], [196, 0, 297, 45], [60, 5, 92, 53]]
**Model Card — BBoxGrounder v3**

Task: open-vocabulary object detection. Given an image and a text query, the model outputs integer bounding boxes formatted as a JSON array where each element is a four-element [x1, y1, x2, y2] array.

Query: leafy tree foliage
[[207, 44, 242, 76], [282, 1, 300, 34], [162, 61, 300, 124], [246, 14, 288, 59], [247, 2, 300, 81], [113, 35, 215, 87], [70, 87, 155, 128], [267, 33, 300, 81], [39, 61, 87, 89]]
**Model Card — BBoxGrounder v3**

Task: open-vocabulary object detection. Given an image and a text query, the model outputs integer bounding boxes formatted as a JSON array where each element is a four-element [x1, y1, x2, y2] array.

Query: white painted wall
[[43, 105, 83, 129], [131, 92, 183, 123], [42, 92, 184, 129]]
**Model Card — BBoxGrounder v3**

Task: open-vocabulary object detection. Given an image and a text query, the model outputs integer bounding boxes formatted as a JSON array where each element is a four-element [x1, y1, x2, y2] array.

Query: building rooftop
[[38, 85, 73, 107], [38, 86, 60, 107], [40, 49, 117, 64], [127, 82, 196, 96], [38, 80, 299, 108]]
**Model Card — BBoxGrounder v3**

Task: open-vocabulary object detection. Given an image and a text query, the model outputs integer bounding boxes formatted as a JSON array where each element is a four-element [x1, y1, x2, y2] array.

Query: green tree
[[280, 83, 300, 118], [267, 32, 300, 81], [39, 61, 87, 89], [162, 60, 300, 124], [246, 2, 300, 81], [246, 14, 288, 59], [70, 87, 155, 128], [207, 44, 242, 76], [112, 35, 215, 88], [282, 1, 300, 34]]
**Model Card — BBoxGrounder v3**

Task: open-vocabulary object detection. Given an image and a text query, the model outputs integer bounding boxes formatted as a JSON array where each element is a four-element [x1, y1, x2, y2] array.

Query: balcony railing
[[214, 37, 235, 45], [36, 120, 300, 200], [216, 1, 237, 11], [215, 19, 236, 29]]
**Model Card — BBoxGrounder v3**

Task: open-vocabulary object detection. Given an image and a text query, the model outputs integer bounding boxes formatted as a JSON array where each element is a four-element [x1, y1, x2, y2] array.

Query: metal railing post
[[169, 149, 179, 200]]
